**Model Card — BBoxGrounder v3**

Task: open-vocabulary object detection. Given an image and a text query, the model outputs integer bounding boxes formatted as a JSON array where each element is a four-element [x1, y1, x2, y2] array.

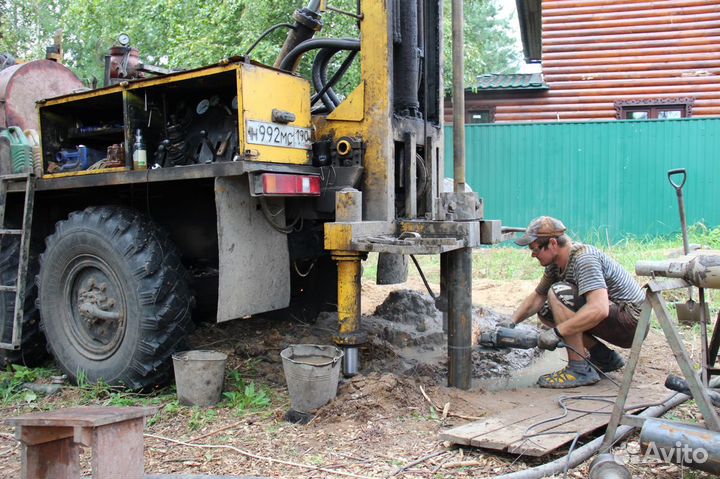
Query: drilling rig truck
[[0, 0, 505, 390]]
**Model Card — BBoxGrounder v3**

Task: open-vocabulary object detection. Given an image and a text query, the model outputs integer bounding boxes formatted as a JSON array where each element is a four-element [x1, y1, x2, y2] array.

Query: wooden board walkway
[[440, 379, 668, 457]]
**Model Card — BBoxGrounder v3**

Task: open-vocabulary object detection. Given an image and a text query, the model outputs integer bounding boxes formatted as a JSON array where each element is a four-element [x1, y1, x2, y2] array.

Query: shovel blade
[[674, 301, 709, 324]]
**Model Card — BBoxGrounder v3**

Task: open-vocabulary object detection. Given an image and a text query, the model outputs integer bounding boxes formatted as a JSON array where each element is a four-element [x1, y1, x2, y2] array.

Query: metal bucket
[[280, 344, 344, 413], [172, 350, 228, 406]]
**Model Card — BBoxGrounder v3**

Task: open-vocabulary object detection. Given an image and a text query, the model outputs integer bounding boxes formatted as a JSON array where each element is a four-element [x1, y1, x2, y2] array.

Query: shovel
[[668, 168, 703, 323]]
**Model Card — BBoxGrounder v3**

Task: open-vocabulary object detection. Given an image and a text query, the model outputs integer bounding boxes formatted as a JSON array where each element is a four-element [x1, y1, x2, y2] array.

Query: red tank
[[0, 60, 84, 131]]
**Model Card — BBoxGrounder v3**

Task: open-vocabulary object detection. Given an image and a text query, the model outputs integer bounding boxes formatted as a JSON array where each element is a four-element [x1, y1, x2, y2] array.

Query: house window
[[615, 98, 694, 120], [466, 107, 495, 124]]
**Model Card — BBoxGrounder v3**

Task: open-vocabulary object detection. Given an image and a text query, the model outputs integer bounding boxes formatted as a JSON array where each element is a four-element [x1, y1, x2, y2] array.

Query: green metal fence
[[444, 118, 720, 241]]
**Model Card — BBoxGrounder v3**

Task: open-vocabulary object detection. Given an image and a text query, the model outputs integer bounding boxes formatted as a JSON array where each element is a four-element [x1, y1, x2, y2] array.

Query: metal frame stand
[[599, 278, 720, 457]]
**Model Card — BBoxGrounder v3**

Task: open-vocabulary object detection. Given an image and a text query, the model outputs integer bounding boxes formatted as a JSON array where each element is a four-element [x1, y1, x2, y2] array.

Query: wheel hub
[[63, 258, 127, 360], [78, 277, 120, 324]]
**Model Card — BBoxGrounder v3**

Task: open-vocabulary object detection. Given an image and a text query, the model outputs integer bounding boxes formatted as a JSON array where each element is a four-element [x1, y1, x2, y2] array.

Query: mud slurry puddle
[[315, 289, 549, 386]]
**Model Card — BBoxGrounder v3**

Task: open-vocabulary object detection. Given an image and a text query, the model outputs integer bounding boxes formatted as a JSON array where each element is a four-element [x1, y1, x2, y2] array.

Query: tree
[[445, 0, 521, 88], [1, 0, 520, 91], [0, 0, 66, 61]]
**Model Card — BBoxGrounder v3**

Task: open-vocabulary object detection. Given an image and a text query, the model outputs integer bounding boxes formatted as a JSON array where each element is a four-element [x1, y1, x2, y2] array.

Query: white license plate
[[245, 120, 312, 150]]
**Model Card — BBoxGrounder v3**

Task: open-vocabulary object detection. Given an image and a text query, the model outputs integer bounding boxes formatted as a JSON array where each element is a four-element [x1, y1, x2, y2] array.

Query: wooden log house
[[448, 0, 720, 123]]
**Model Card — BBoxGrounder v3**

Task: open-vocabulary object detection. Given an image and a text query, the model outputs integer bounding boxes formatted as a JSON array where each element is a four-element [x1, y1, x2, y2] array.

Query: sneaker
[[590, 349, 625, 373], [537, 365, 600, 389]]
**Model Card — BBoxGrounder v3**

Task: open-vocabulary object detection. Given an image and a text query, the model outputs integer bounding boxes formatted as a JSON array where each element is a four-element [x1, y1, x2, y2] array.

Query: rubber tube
[[311, 50, 358, 112], [316, 48, 343, 107], [278, 38, 359, 72], [494, 392, 689, 479], [312, 48, 340, 110]]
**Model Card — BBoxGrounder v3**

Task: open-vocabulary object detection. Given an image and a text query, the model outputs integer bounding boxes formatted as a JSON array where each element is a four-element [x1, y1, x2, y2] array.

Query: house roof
[[516, 0, 542, 62], [473, 73, 548, 91]]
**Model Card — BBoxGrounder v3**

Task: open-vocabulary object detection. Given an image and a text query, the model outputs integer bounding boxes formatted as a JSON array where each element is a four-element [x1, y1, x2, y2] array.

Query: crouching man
[[503, 216, 645, 388]]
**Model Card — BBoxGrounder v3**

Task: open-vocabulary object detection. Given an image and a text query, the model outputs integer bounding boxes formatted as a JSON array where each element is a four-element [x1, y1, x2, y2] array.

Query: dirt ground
[[0, 276, 714, 478]]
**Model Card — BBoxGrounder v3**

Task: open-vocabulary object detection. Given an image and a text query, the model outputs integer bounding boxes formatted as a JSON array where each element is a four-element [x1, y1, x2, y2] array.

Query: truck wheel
[[38, 206, 194, 389], [0, 236, 45, 367]]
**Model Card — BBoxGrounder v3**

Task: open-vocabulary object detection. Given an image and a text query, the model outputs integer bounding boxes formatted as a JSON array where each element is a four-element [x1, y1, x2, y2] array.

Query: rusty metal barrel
[[0, 60, 83, 131]]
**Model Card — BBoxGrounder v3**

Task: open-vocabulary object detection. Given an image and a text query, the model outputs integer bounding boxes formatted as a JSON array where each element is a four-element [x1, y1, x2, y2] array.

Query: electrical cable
[[259, 197, 299, 234], [562, 342, 622, 388], [516, 393, 672, 479], [495, 392, 688, 479], [245, 23, 296, 56], [293, 259, 316, 277], [409, 254, 436, 300]]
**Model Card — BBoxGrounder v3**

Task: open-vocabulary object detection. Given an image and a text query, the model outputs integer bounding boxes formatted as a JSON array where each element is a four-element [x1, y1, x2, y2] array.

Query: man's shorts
[[537, 281, 638, 348]]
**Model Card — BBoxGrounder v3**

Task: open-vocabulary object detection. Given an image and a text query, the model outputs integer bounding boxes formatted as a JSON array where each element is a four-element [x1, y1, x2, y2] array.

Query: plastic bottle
[[133, 129, 147, 170]]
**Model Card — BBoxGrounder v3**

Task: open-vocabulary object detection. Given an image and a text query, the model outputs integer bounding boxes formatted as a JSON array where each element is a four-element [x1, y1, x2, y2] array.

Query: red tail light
[[261, 173, 321, 196]]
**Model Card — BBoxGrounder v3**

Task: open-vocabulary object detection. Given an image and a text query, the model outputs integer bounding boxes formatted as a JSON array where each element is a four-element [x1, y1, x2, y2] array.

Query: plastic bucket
[[172, 350, 228, 406], [281, 344, 344, 413]]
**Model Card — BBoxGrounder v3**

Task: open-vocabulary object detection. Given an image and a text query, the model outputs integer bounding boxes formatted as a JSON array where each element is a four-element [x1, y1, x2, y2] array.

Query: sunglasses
[[529, 242, 549, 254]]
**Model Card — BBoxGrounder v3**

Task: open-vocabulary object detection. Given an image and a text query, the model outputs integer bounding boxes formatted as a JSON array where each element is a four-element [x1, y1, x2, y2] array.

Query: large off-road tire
[[0, 236, 46, 367], [38, 206, 194, 389]]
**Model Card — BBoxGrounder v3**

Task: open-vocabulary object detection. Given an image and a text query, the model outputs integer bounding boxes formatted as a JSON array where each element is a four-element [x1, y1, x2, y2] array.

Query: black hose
[[311, 50, 358, 112], [312, 48, 341, 110], [317, 48, 349, 107], [278, 37, 359, 72]]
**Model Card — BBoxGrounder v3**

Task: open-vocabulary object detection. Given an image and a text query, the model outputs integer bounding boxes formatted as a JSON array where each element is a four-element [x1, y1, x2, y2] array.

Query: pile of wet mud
[[194, 288, 543, 390]]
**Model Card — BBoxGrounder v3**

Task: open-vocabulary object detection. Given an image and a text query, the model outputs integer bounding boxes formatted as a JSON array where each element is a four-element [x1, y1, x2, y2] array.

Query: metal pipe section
[[588, 454, 631, 479], [635, 254, 720, 289], [640, 418, 720, 474], [445, 247, 472, 389], [273, 2, 324, 72], [392, 0, 420, 117], [333, 252, 363, 376], [331, 188, 365, 376], [451, 0, 466, 193]]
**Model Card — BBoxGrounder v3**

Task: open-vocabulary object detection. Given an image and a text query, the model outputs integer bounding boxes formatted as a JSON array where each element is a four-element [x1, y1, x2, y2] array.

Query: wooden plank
[[474, 385, 617, 455], [441, 383, 668, 457], [504, 395, 616, 456], [4, 406, 157, 428], [17, 426, 73, 446]]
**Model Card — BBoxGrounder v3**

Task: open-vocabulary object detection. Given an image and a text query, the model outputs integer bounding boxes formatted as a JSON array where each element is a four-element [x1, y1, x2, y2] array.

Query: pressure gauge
[[118, 34, 131, 46], [196, 99, 210, 115]]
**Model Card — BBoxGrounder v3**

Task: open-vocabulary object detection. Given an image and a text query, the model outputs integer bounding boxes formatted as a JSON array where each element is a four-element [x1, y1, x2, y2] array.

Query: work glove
[[497, 319, 516, 330], [537, 328, 562, 351]]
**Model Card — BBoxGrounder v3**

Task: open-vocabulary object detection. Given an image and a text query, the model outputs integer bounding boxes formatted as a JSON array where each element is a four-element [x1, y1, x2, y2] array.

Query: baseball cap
[[514, 216, 567, 246]]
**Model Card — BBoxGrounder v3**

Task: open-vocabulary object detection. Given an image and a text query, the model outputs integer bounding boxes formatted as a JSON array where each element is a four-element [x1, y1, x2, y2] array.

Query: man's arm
[[510, 290, 547, 325], [555, 288, 609, 336]]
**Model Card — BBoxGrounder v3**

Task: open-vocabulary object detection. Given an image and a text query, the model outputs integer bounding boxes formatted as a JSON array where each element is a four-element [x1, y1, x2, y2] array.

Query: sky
[[500, 0, 542, 73]]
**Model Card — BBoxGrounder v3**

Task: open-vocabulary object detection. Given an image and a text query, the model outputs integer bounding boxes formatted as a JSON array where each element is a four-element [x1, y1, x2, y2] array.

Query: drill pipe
[[445, 247, 472, 389], [636, 254, 720, 289]]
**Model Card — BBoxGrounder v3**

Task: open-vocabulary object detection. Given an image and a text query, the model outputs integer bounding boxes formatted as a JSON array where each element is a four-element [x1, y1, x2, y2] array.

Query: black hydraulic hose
[[312, 48, 341, 110], [278, 37, 359, 72], [311, 50, 358, 112], [316, 48, 354, 107]]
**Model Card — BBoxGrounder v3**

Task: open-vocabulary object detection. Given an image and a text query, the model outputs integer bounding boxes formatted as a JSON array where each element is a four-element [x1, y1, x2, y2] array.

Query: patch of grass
[[307, 454, 325, 466], [188, 407, 218, 431], [0, 365, 56, 405], [79, 378, 113, 402], [223, 370, 271, 414]]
